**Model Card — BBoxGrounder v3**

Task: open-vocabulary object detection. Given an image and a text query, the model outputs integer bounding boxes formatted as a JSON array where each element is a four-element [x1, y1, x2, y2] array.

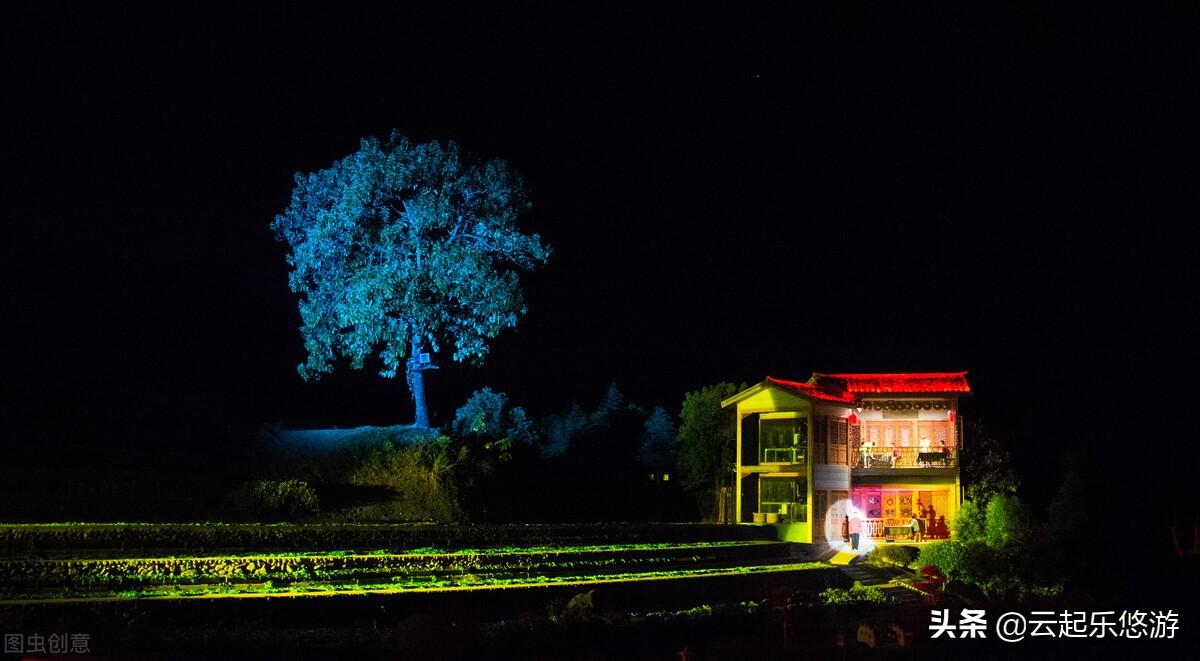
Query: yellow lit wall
[[735, 386, 812, 542]]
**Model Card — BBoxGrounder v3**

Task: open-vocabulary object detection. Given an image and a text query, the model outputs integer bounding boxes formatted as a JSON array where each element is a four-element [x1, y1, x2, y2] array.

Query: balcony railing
[[852, 443, 957, 469], [859, 518, 951, 540], [761, 446, 807, 464], [756, 501, 807, 523], [861, 518, 885, 539]]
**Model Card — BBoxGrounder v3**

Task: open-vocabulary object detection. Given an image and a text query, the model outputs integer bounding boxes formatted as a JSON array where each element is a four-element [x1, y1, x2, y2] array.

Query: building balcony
[[760, 446, 807, 465], [860, 517, 951, 541], [852, 444, 957, 471]]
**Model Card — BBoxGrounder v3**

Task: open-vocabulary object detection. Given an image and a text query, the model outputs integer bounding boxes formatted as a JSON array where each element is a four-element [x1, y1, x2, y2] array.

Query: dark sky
[[3, 3, 1196, 506]]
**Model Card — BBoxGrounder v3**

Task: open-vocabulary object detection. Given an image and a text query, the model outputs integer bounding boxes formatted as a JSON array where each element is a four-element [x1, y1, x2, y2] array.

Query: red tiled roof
[[811, 372, 971, 395], [765, 377, 856, 404]]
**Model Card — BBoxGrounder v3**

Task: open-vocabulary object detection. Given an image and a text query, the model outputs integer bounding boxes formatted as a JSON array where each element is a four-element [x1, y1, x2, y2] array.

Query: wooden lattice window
[[813, 416, 827, 464], [830, 418, 848, 464], [918, 420, 952, 448]]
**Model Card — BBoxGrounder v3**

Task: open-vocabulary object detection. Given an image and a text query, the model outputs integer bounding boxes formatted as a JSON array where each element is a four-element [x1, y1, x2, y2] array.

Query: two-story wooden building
[[721, 372, 969, 548]]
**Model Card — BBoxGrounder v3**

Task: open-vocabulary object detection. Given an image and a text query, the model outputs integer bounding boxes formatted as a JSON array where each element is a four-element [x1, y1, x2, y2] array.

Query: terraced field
[[0, 540, 820, 601], [0, 523, 827, 602], [0, 523, 847, 657]]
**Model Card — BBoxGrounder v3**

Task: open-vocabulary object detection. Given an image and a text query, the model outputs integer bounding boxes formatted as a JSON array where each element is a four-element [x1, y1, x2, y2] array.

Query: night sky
[[3, 4, 1196, 509]]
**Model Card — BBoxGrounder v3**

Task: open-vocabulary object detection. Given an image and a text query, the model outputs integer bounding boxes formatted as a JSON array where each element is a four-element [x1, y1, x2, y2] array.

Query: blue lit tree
[[271, 132, 550, 427], [638, 406, 676, 468]]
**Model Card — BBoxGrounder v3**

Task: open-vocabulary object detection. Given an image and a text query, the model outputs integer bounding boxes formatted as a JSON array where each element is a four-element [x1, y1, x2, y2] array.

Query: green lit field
[[0, 521, 775, 555], [0, 522, 813, 603], [0, 540, 812, 601], [0, 523, 845, 657]]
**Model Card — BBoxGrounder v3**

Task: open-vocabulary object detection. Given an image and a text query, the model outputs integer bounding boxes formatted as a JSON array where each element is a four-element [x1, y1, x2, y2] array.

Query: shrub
[[973, 564, 1064, 602], [952, 499, 986, 543], [331, 441, 463, 523], [868, 545, 919, 568], [231, 480, 319, 520], [913, 564, 945, 592], [984, 494, 1030, 549], [917, 541, 972, 587], [819, 581, 896, 606]]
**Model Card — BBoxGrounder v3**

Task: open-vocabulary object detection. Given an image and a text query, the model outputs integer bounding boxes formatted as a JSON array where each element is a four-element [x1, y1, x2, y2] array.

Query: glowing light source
[[847, 412, 859, 425], [948, 409, 956, 423], [824, 499, 876, 556]]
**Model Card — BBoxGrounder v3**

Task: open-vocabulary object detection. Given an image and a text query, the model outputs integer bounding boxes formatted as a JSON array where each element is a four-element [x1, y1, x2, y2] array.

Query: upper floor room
[[722, 372, 970, 473]]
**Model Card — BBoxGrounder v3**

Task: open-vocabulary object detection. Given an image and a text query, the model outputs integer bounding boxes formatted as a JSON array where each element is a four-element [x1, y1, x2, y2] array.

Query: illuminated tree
[[271, 132, 550, 427], [983, 493, 1031, 548], [542, 403, 587, 456], [638, 406, 676, 468], [951, 499, 986, 543], [452, 387, 536, 445], [591, 382, 626, 426], [677, 382, 743, 518]]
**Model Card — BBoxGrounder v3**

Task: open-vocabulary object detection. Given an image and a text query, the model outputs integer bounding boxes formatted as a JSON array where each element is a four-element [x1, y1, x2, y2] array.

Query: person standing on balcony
[[849, 513, 861, 550]]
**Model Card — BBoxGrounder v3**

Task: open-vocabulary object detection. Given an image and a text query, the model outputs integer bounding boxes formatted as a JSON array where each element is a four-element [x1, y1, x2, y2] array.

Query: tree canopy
[[452, 386, 536, 445], [638, 406, 677, 469], [676, 382, 742, 493], [961, 420, 1019, 504], [271, 132, 550, 426]]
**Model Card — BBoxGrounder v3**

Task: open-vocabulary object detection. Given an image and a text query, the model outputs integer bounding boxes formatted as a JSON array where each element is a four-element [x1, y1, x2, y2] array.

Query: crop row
[[0, 523, 776, 555], [0, 542, 792, 592], [1, 561, 830, 602]]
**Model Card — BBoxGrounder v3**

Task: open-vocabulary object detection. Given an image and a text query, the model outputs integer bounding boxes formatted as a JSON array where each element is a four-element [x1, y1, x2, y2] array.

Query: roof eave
[[721, 379, 852, 408], [854, 390, 972, 398], [720, 381, 770, 408]]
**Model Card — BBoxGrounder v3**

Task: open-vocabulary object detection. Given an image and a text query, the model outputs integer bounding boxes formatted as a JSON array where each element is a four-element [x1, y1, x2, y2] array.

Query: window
[[864, 421, 915, 448], [759, 477, 807, 521], [813, 417, 827, 464], [833, 419, 848, 445], [918, 420, 952, 448], [759, 415, 807, 464], [823, 417, 848, 464]]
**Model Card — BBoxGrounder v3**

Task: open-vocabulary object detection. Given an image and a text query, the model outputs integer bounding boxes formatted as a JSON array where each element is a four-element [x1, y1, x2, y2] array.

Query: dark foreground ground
[[5, 579, 1194, 660]]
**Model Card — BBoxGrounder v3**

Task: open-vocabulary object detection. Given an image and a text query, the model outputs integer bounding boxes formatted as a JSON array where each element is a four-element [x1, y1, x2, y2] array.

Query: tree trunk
[[406, 338, 430, 428]]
